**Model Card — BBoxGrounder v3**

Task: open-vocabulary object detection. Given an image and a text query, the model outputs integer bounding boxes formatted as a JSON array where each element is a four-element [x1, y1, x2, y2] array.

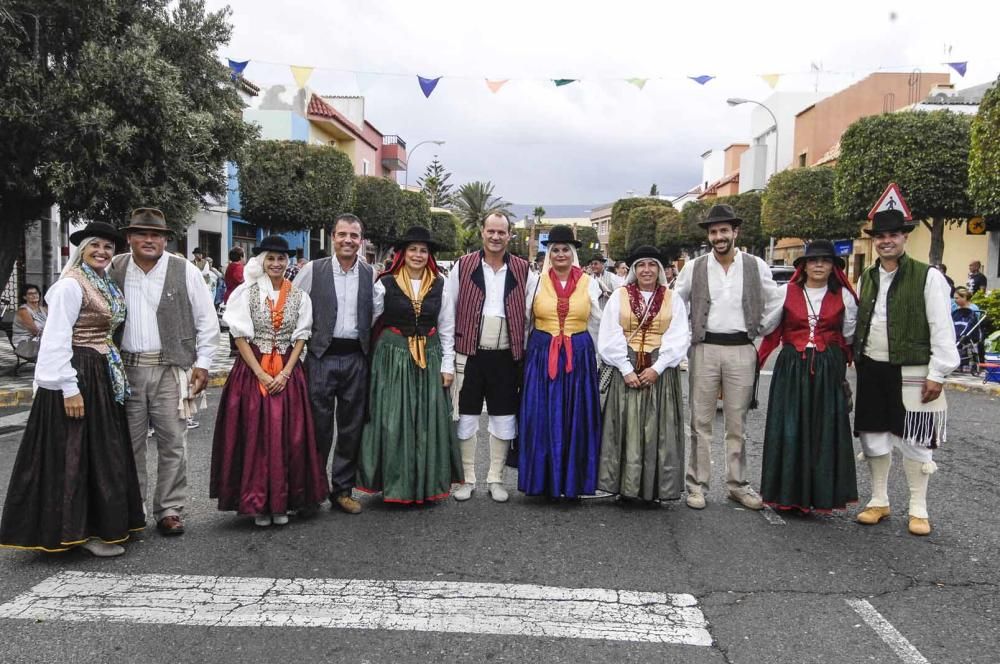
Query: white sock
[[486, 435, 509, 484], [459, 437, 477, 485], [903, 458, 934, 519], [865, 454, 892, 508]]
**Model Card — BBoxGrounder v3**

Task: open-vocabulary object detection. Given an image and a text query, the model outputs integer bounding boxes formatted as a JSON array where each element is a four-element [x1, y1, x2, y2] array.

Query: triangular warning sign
[[867, 183, 912, 220]]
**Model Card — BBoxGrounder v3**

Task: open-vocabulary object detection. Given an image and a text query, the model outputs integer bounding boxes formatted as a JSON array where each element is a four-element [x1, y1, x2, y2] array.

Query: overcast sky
[[208, 0, 999, 207]]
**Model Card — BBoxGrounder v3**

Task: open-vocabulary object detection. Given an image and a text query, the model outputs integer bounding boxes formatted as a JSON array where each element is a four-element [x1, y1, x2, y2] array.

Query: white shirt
[[863, 264, 959, 382], [598, 287, 691, 375], [223, 281, 313, 344], [760, 284, 858, 346], [444, 257, 510, 322], [120, 254, 220, 370], [674, 250, 783, 334], [34, 278, 86, 397], [295, 257, 386, 338]]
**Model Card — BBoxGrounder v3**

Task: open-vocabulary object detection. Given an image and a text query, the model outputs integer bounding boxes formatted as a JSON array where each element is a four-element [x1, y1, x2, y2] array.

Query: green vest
[[854, 253, 931, 366]]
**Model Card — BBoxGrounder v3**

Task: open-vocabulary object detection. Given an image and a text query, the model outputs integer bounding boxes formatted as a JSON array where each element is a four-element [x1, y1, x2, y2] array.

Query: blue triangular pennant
[[418, 76, 441, 98]]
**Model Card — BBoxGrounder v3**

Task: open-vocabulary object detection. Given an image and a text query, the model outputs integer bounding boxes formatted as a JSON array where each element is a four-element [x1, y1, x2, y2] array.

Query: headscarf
[[623, 256, 668, 287], [61, 237, 129, 404], [379, 244, 440, 368], [622, 256, 668, 373]]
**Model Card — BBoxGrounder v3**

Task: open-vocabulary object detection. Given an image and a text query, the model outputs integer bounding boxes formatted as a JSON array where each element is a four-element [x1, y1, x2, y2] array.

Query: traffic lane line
[[0, 571, 713, 646], [847, 599, 930, 664]]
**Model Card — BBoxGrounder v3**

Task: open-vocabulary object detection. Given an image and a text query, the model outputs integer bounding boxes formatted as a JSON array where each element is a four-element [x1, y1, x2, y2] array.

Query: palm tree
[[451, 181, 513, 229], [533, 206, 546, 224]]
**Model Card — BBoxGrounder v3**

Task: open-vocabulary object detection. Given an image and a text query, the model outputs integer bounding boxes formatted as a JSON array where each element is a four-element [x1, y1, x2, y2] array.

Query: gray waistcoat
[[309, 257, 373, 358], [110, 254, 198, 369], [689, 252, 764, 343]]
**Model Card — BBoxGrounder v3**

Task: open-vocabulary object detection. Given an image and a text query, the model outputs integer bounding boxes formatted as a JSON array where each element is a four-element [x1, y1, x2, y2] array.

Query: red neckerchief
[[626, 283, 665, 372], [546, 266, 582, 379]]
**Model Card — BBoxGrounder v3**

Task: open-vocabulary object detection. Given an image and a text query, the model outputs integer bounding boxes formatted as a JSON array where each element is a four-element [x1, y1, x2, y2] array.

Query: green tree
[[533, 206, 546, 223], [575, 225, 601, 264], [353, 175, 404, 256], [762, 166, 861, 240], [607, 197, 672, 260], [428, 210, 459, 255], [399, 189, 432, 230], [653, 207, 686, 261], [0, 0, 257, 289], [969, 77, 1000, 219], [649, 183, 659, 196], [238, 140, 354, 231], [451, 181, 513, 229], [416, 156, 455, 208], [834, 110, 974, 265], [625, 206, 663, 253]]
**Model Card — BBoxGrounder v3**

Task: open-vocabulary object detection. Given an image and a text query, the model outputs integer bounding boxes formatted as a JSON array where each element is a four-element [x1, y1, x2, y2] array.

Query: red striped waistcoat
[[454, 251, 530, 361]]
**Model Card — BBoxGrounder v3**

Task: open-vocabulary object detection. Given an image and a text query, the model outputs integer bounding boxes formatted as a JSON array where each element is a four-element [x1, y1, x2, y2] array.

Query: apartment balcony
[[382, 135, 407, 171]]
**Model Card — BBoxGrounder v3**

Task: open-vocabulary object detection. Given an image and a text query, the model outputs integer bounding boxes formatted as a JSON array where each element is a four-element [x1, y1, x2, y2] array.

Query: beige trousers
[[125, 365, 188, 522], [685, 343, 757, 494]]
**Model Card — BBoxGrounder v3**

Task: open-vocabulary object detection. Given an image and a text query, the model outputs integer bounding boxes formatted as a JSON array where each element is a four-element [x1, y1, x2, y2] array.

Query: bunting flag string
[[418, 75, 441, 98], [355, 72, 379, 93], [553, 79, 577, 86], [290, 65, 314, 88], [486, 79, 509, 93], [760, 73, 781, 89], [625, 78, 648, 90], [688, 75, 714, 85], [227, 59, 248, 81], [946, 61, 968, 77]]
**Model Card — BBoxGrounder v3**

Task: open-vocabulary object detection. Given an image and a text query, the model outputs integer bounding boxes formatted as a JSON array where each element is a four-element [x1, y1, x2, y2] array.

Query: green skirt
[[357, 331, 462, 504], [598, 364, 685, 501], [760, 345, 858, 512]]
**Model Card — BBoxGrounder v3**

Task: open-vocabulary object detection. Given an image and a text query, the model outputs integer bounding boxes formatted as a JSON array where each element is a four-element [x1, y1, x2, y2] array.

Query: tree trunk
[[927, 217, 944, 266], [0, 220, 25, 305]]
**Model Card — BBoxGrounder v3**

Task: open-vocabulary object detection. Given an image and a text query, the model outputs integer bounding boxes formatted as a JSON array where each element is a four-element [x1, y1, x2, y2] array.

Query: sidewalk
[[0, 337, 236, 407]]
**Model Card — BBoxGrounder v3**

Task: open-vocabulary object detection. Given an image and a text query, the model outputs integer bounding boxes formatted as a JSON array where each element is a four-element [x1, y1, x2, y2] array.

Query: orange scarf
[[258, 279, 292, 397]]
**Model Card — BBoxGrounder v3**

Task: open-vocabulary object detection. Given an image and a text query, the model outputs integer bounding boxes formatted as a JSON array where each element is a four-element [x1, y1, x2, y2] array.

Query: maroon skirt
[[210, 346, 327, 515]]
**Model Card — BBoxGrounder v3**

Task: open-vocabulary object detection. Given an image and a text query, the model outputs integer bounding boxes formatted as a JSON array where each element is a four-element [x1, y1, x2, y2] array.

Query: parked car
[[768, 264, 795, 285]]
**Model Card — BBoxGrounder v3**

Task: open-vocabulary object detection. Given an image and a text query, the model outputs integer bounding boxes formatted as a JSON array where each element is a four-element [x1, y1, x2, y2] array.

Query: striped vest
[[453, 251, 530, 361]]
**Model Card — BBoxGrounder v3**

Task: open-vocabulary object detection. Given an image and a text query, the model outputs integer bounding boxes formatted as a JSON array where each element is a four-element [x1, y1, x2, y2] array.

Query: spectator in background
[[934, 264, 955, 297], [967, 260, 988, 295], [664, 264, 678, 289], [285, 257, 306, 282], [192, 247, 208, 272], [223, 248, 245, 304], [12, 283, 47, 360], [615, 261, 629, 279]]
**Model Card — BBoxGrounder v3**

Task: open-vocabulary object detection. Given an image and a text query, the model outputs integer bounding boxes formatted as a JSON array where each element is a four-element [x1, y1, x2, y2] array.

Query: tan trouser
[[125, 365, 188, 521], [685, 343, 756, 494]]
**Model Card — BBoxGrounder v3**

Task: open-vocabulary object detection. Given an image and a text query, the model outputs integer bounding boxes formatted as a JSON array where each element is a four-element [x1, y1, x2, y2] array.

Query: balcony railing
[[383, 135, 407, 149]]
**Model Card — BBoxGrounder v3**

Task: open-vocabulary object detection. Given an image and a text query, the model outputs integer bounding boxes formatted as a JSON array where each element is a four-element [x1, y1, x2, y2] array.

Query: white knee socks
[[486, 435, 509, 484], [903, 458, 936, 519], [459, 437, 477, 485], [866, 454, 892, 508]]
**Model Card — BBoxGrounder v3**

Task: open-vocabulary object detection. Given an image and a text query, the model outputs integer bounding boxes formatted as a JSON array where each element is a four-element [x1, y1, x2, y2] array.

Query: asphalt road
[[0, 372, 996, 664]]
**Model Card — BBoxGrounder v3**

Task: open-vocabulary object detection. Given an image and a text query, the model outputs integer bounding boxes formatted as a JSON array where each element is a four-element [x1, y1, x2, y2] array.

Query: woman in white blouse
[[757, 240, 859, 513], [210, 236, 327, 527], [597, 246, 691, 503], [0, 222, 145, 557]]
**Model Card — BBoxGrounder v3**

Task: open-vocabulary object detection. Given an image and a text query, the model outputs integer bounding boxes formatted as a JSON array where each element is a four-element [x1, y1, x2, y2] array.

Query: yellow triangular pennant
[[626, 78, 648, 90], [761, 73, 780, 89], [290, 65, 314, 89]]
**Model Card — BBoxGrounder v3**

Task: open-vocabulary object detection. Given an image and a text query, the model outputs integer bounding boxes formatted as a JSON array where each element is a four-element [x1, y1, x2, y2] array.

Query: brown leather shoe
[[856, 506, 891, 525], [334, 494, 362, 515], [908, 516, 931, 536], [156, 515, 185, 536]]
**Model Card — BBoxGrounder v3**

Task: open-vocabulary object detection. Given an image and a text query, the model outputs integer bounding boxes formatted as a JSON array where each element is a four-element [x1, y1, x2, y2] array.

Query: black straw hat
[[68, 222, 126, 252], [252, 235, 297, 256], [698, 204, 743, 229], [626, 245, 664, 267], [864, 209, 915, 236], [793, 239, 845, 269], [541, 225, 581, 248], [393, 226, 439, 252]]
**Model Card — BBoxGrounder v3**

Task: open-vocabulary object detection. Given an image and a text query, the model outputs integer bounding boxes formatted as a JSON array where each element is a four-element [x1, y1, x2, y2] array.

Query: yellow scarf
[[394, 267, 436, 368]]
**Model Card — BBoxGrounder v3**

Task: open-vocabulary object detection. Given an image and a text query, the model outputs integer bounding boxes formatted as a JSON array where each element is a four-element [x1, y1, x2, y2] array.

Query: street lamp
[[403, 140, 446, 189], [728, 97, 779, 262]]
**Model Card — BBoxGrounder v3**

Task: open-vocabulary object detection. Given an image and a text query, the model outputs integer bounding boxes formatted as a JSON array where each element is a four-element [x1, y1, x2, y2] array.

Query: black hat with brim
[[588, 254, 607, 264], [626, 245, 664, 267], [698, 203, 743, 229], [252, 234, 297, 256], [863, 209, 916, 236], [541, 224, 582, 248], [69, 222, 126, 252], [393, 226, 440, 252], [793, 239, 846, 269]]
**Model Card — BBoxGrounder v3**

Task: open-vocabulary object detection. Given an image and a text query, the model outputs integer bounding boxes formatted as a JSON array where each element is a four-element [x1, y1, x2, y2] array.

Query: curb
[[0, 369, 233, 409], [944, 379, 1000, 397]]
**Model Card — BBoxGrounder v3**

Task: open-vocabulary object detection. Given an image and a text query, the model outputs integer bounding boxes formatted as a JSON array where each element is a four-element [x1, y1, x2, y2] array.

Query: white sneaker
[[686, 493, 707, 510], [728, 488, 764, 511], [271, 514, 289, 526], [186, 418, 200, 430], [254, 515, 272, 527], [147, 427, 154, 438], [453, 483, 475, 501], [80, 540, 125, 557], [488, 483, 509, 503]]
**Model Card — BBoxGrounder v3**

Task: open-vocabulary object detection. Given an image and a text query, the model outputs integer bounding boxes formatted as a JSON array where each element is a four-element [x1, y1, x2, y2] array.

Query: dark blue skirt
[[518, 330, 601, 497]]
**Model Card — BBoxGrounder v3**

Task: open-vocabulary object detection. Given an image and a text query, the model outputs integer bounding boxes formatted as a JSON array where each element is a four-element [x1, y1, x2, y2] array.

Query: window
[[362, 159, 370, 175], [798, 152, 807, 168]]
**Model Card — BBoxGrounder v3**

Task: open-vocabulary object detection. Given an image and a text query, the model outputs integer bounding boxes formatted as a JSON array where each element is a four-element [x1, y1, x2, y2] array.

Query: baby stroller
[[952, 308, 987, 375]]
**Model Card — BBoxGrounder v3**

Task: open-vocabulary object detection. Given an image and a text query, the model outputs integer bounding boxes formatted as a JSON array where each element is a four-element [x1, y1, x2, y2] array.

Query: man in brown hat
[[674, 204, 782, 511], [853, 209, 958, 536], [109, 207, 220, 536]]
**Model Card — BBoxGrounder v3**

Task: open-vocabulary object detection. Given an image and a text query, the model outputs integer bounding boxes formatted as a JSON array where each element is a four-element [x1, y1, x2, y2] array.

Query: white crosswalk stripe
[[0, 571, 713, 646]]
